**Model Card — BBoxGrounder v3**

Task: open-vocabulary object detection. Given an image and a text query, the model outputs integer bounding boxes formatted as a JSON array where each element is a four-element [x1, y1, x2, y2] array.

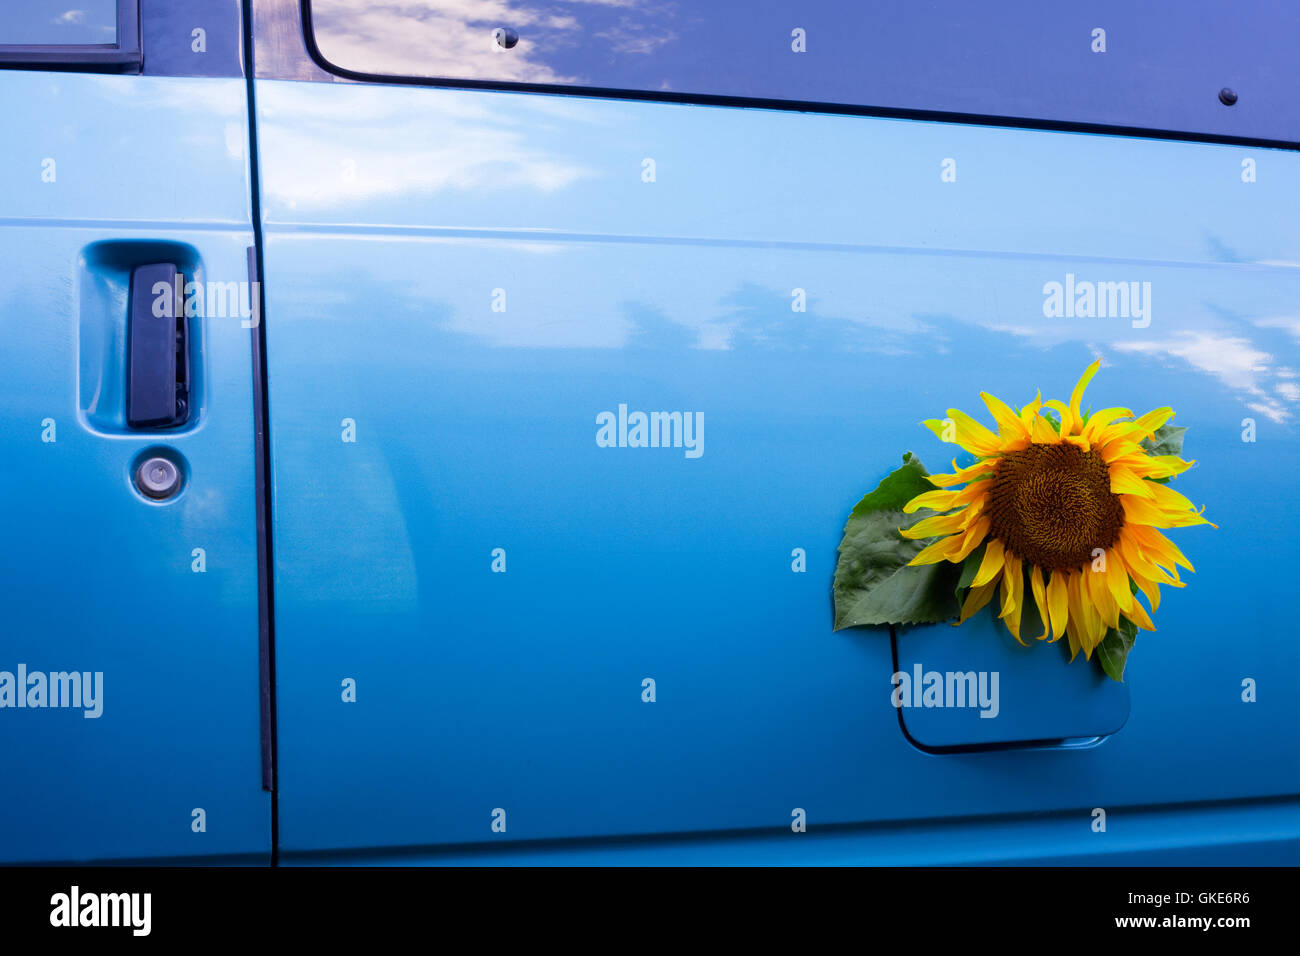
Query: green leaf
[[832, 509, 962, 627], [956, 541, 987, 599], [1096, 617, 1138, 682], [1140, 424, 1189, 483], [848, 451, 936, 517], [832, 455, 962, 629], [1141, 424, 1188, 458], [1042, 409, 1062, 432]]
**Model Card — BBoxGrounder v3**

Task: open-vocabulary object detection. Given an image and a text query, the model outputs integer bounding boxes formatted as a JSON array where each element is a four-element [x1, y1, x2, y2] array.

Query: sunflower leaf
[[849, 451, 936, 516], [955, 541, 987, 600], [832, 511, 962, 627], [1096, 617, 1138, 682], [832, 456, 963, 629], [1141, 424, 1187, 458]]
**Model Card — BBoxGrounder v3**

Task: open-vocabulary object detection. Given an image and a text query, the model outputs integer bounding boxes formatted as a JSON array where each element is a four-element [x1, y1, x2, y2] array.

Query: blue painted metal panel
[[0, 72, 269, 863], [893, 614, 1130, 750], [255, 79, 1300, 861], [285, 797, 1300, 867]]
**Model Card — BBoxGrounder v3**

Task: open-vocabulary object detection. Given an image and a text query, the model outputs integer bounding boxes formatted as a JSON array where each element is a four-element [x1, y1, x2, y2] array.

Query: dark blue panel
[[304, 0, 1300, 143], [141, 0, 243, 78]]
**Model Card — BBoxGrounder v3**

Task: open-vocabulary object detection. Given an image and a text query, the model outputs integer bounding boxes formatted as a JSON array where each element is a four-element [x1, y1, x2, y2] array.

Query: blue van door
[[0, 3, 269, 863], [255, 2, 1300, 862]]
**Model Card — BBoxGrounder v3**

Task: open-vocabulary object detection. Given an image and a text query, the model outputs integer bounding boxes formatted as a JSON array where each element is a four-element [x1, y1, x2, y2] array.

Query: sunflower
[[899, 359, 1214, 662]]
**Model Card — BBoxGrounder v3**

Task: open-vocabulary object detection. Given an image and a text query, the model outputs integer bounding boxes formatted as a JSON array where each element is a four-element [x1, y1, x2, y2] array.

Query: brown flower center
[[986, 442, 1123, 571]]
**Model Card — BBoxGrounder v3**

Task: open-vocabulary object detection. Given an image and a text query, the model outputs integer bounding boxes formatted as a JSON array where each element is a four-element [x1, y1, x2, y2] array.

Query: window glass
[[308, 0, 859, 95], [305, 0, 1300, 145], [2, 0, 118, 46]]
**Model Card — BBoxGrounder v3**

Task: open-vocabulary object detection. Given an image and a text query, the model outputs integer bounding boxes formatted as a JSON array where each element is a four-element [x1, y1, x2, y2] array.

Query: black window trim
[[0, 0, 141, 73]]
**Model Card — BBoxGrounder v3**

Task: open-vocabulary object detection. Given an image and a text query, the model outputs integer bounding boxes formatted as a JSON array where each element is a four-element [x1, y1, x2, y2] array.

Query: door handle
[[127, 263, 190, 428]]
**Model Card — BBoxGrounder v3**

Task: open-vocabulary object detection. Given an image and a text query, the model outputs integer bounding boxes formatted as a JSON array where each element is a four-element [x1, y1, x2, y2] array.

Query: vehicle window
[[2, 0, 118, 46], [304, 2, 1300, 144], [306, 0, 885, 97]]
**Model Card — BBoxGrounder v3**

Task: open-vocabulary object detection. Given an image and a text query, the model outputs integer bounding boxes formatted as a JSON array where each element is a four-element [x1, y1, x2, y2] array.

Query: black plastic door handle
[[127, 263, 190, 429]]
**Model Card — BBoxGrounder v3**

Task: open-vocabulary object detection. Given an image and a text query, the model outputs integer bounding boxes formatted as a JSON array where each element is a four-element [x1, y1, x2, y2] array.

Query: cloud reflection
[[311, 0, 675, 84]]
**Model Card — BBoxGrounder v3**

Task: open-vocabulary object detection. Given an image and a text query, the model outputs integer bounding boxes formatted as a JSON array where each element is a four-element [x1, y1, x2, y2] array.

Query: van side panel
[[255, 80, 1300, 859]]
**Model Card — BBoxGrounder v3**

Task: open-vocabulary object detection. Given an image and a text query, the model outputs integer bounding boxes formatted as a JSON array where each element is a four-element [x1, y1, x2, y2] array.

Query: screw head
[[136, 456, 181, 500], [1218, 87, 1238, 106]]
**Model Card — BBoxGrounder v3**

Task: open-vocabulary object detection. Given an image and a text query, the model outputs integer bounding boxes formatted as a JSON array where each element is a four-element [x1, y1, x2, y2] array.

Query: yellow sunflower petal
[[1095, 408, 1175, 454], [1129, 525, 1195, 574], [927, 459, 996, 488], [1019, 390, 1043, 427], [1103, 547, 1135, 615], [1082, 406, 1135, 443], [1029, 411, 1059, 443], [903, 488, 959, 514], [1128, 406, 1175, 440], [922, 418, 949, 442], [1146, 480, 1209, 519], [946, 408, 1003, 457], [971, 538, 1006, 588], [1118, 529, 1184, 587], [1065, 572, 1091, 654], [1125, 561, 1163, 611], [901, 488, 953, 514], [907, 534, 965, 566], [1122, 494, 1213, 529], [999, 561, 1017, 620], [903, 481, 991, 515], [1109, 466, 1156, 499], [1046, 570, 1069, 642], [951, 515, 992, 563], [1124, 594, 1156, 632], [1065, 619, 1082, 661], [1029, 565, 1051, 641], [1092, 425, 1140, 454], [1106, 453, 1193, 480], [903, 507, 978, 539], [1069, 358, 1102, 422], [1079, 580, 1109, 657], [1086, 563, 1120, 630], [1043, 399, 1078, 440], [980, 390, 1031, 443], [959, 577, 1000, 624], [999, 553, 1025, 645]]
